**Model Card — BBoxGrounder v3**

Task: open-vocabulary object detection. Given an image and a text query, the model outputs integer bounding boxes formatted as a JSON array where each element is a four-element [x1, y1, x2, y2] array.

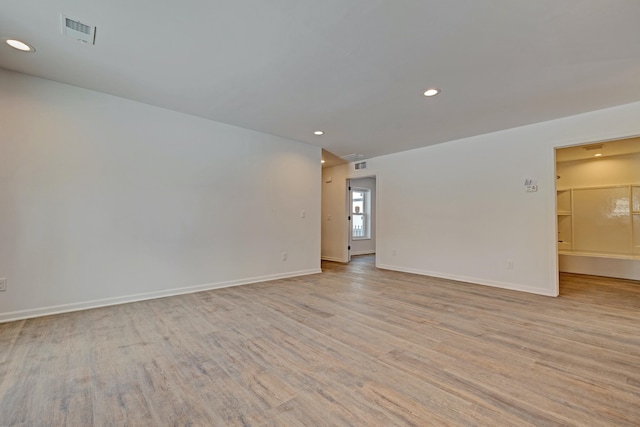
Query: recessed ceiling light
[[314, 131, 324, 136], [5, 39, 35, 52], [321, 159, 326, 164], [423, 88, 440, 97], [594, 153, 603, 157]]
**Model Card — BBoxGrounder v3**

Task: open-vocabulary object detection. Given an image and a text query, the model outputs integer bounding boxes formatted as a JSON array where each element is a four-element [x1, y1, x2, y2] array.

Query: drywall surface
[[0, 69, 321, 321], [371, 101, 640, 296], [321, 164, 349, 262]]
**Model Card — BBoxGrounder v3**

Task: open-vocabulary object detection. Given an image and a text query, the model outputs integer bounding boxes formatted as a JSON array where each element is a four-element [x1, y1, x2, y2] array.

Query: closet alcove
[[556, 138, 640, 280]]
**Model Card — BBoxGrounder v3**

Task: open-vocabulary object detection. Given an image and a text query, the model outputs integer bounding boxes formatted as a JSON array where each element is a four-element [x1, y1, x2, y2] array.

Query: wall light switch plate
[[524, 178, 538, 192], [0, 278, 7, 292]]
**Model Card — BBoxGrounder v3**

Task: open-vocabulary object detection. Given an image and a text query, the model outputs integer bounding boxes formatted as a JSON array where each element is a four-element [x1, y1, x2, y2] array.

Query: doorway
[[347, 177, 376, 262], [319, 155, 377, 264], [555, 137, 640, 281]]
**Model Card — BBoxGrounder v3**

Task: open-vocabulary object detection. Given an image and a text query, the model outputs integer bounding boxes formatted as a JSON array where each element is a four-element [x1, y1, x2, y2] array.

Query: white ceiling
[[2, 1, 640, 160]]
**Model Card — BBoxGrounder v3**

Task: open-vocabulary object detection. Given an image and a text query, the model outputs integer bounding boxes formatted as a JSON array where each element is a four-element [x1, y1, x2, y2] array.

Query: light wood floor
[[1, 256, 639, 426]]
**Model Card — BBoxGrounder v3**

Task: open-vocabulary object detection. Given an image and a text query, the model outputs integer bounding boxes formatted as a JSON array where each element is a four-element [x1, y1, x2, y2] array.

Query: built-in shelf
[[557, 184, 640, 255], [558, 242, 572, 251], [556, 189, 573, 251], [559, 250, 640, 260]]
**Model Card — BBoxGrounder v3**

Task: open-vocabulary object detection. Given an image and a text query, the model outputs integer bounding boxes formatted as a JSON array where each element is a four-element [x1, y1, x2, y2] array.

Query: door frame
[[345, 174, 377, 263], [553, 134, 640, 287]]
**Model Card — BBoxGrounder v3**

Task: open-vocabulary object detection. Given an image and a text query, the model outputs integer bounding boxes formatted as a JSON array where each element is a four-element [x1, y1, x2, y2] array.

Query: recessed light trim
[[594, 153, 603, 157], [314, 131, 324, 136], [423, 88, 440, 97], [5, 39, 35, 52], [321, 159, 326, 164]]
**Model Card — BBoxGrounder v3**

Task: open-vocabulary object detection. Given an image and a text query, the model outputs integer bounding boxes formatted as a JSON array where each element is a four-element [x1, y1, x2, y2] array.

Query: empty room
[[1, 1, 640, 425]]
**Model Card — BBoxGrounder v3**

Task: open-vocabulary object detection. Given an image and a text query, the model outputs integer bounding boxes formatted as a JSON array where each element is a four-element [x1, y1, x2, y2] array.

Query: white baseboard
[[350, 250, 375, 256], [321, 256, 347, 263], [0, 268, 322, 324], [376, 263, 557, 297]]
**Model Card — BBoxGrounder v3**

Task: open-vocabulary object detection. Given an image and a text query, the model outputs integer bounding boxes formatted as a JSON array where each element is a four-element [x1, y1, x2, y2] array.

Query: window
[[351, 188, 370, 239]]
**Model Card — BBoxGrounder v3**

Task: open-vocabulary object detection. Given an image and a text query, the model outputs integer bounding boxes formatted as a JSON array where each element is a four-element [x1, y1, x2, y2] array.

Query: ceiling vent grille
[[354, 161, 367, 171], [61, 14, 96, 44], [341, 153, 365, 162], [583, 144, 604, 151]]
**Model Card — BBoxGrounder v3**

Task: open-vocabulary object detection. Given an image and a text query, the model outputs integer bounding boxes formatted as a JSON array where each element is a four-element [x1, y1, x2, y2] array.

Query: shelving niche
[[557, 184, 640, 257], [556, 189, 572, 251], [634, 185, 640, 254]]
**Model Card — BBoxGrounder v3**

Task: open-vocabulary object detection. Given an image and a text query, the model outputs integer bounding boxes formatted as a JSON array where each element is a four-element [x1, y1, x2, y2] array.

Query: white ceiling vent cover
[[354, 161, 367, 171], [341, 153, 365, 162], [61, 14, 96, 44]]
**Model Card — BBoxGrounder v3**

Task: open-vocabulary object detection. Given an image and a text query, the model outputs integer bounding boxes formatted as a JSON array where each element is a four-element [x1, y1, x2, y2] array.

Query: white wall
[[0, 69, 321, 322], [369, 101, 640, 296], [321, 164, 349, 262], [350, 177, 376, 255]]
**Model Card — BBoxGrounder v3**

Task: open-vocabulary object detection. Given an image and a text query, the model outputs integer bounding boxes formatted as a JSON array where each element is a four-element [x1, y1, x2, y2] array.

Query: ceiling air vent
[[61, 14, 96, 44], [341, 153, 365, 162], [354, 161, 367, 171], [583, 144, 604, 151]]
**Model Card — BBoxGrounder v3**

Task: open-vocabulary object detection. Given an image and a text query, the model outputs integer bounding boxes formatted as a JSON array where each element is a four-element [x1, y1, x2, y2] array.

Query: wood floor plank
[[1, 256, 640, 425]]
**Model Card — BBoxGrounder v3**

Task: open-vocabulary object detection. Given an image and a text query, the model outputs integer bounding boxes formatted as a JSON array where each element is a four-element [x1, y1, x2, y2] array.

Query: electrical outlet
[[392, 249, 397, 256], [282, 252, 287, 261], [0, 278, 6, 292], [507, 260, 514, 269]]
